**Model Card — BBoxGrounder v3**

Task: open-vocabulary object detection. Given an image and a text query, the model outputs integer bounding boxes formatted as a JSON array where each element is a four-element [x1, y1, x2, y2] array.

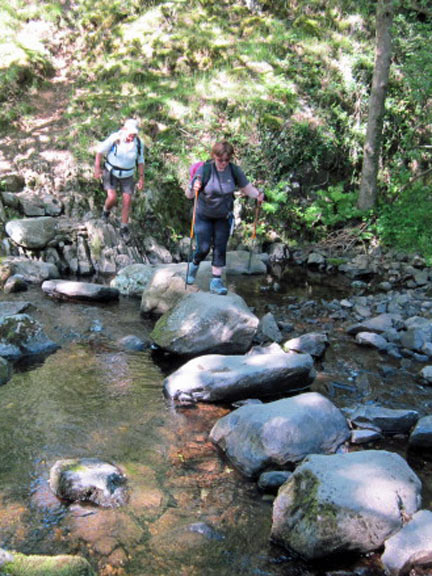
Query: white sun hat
[[123, 118, 139, 134]]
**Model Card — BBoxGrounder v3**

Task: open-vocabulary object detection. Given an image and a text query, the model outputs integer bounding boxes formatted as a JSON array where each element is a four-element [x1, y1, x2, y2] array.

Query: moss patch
[[2, 552, 96, 576]]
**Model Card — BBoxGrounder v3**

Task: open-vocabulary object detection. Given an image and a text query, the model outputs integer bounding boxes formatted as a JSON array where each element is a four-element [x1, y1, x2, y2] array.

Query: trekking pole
[[185, 176, 200, 289], [247, 199, 261, 274]]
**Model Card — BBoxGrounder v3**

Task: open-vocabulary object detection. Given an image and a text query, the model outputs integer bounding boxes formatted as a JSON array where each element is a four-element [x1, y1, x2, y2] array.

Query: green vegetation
[[0, 0, 57, 126], [2, 551, 96, 576], [0, 0, 431, 256]]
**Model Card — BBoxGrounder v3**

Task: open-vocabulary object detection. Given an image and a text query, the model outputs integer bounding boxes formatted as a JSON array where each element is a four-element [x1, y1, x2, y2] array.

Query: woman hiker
[[94, 118, 145, 241], [185, 141, 264, 295]]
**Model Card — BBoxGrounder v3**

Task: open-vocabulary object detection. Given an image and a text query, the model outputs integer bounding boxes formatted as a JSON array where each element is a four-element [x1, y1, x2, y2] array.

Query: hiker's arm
[[94, 152, 104, 180], [137, 162, 145, 191], [240, 183, 264, 203]]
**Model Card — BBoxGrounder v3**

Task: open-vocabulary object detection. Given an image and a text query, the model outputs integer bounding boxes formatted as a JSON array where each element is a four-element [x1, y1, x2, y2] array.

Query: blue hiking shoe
[[186, 262, 199, 285], [210, 277, 227, 295]]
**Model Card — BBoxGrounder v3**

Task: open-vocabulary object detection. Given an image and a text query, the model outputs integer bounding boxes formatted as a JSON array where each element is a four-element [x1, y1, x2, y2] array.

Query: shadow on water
[[0, 274, 431, 575]]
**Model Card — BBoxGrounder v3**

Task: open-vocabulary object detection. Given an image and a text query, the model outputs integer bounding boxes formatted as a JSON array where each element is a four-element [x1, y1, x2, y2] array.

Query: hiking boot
[[186, 262, 199, 285], [120, 225, 131, 243], [210, 277, 227, 295], [102, 209, 110, 223]]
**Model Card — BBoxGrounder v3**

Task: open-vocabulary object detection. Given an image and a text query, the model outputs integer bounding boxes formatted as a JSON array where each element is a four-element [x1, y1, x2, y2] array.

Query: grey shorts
[[103, 169, 135, 195]]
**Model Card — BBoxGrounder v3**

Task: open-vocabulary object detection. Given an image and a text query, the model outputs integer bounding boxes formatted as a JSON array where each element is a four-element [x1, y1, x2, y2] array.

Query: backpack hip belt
[[105, 160, 134, 178]]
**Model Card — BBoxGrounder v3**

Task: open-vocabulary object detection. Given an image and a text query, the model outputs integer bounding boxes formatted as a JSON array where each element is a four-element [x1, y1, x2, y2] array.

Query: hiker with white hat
[[94, 118, 145, 241]]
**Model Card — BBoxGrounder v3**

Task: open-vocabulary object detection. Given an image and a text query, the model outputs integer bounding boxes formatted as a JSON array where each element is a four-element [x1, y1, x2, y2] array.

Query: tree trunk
[[358, 0, 394, 211]]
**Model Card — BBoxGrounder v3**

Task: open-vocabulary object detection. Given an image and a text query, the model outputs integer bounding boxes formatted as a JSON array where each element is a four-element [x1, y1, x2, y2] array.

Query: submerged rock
[[42, 280, 119, 302], [117, 335, 148, 351], [49, 458, 128, 508], [271, 450, 422, 560], [0, 549, 96, 575], [210, 392, 350, 478], [150, 291, 259, 355], [163, 350, 315, 403]]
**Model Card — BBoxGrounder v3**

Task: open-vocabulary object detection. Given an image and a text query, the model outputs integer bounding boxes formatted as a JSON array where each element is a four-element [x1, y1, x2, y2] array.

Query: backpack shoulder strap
[[202, 160, 212, 187], [229, 163, 241, 187], [136, 136, 142, 156]]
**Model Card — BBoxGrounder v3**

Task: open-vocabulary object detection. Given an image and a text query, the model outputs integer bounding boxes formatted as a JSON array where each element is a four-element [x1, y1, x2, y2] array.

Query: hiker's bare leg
[[104, 189, 117, 212], [121, 192, 132, 225], [212, 266, 223, 276]]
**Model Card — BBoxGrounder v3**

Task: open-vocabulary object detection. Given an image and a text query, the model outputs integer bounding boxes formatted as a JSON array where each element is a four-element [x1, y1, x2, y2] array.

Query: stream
[[0, 269, 432, 576]]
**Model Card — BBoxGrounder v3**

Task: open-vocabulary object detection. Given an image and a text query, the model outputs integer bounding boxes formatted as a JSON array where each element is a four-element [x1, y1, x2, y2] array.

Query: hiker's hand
[[257, 191, 265, 203], [193, 178, 201, 194], [94, 167, 102, 180], [137, 177, 144, 191]]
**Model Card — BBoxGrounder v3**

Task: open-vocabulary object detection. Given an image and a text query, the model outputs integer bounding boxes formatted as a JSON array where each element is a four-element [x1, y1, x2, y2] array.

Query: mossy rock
[[1, 552, 96, 576]]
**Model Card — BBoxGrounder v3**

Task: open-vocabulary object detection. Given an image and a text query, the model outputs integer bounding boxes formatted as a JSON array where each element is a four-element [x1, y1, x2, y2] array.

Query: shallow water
[[0, 273, 431, 575]]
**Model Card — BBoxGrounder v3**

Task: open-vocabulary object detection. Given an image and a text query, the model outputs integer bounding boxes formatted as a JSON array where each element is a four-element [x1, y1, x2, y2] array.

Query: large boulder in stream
[[150, 291, 259, 355], [140, 263, 201, 316], [271, 450, 422, 560], [42, 280, 119, 302], [49, 458, 128, 508], [209, 392, 350, 478], [0, 314, 58, 359], [5, 216, 57, 249], [163, 349, 315, 403], [0, 549, 96, 576]]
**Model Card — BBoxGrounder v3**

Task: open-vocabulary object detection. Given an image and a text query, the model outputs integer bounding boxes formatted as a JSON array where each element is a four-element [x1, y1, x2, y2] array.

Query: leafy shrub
[[376, 181, 432, 260], [303, 185, 363, 228]]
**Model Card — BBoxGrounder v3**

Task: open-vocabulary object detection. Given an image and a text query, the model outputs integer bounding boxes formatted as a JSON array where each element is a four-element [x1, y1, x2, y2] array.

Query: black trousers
[[193, 212, 231, 268]]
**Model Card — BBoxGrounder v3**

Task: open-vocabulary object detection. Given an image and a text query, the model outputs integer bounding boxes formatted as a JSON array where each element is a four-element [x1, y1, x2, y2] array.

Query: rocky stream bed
[[1, 255, 432, 575]]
